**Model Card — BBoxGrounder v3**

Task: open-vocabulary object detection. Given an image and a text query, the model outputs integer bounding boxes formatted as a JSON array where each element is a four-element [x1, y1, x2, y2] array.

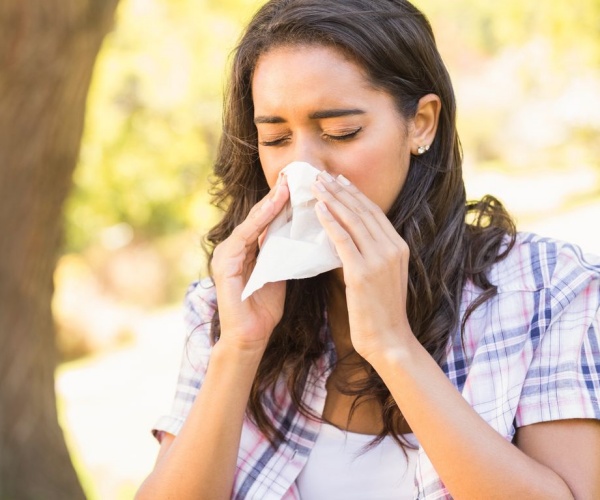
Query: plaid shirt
[[153, 232, 600, 499]]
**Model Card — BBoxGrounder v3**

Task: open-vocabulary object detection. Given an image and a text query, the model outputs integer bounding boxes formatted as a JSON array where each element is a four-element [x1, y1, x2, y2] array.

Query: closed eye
[[258, 128, 362, 147], [259, 136, 290, 147], [324, 128, 362, 142]]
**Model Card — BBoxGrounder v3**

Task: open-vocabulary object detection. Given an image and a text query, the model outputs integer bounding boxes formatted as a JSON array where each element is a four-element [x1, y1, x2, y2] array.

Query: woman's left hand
[[312, 171, 414, 363]]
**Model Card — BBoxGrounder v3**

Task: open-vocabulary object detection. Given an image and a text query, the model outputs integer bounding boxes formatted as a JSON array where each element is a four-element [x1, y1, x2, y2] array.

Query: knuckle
[[212, 241, 227, 261], [229, 225, 245, 241], [248, 205, 261, 219], [383, 244, 402, 262], [344, 211, 361, 226], [351, 202, 369, 214], [396, 238, 410, 256], [363, 196, 380, 211], [370, 256, 389, 275], [215, 232, 247, 258], [332, 229, 352, 244], [328, 182, 343, 195]]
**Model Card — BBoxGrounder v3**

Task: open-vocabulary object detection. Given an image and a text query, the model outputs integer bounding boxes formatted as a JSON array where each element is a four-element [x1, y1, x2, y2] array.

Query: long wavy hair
[[205, 0, 516, 449]]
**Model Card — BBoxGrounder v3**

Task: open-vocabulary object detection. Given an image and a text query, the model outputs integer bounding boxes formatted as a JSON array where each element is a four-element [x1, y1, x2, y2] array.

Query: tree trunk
[[0, 1, 119, 498]]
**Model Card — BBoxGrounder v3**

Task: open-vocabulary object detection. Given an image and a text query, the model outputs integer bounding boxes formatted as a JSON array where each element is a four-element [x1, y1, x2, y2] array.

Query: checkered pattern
[[153, 232, 600, 499]]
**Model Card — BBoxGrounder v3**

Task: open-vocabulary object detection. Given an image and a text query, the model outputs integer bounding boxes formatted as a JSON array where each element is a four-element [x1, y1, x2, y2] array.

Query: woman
[[137, 0, 600, 498]]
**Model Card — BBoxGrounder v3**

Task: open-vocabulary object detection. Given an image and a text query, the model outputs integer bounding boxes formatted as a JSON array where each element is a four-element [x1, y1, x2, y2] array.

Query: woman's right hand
[[211, 176, 290, 354]]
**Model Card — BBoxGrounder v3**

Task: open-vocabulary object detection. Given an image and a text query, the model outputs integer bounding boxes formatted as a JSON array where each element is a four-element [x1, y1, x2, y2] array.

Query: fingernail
[[320, 171, 335, 182], [337, 174, 351, 186]]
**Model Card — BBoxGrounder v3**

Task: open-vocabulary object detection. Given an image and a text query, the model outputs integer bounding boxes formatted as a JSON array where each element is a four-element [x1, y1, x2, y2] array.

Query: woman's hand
[[312, 171, 414, 363], [212, 176, 290, 354]]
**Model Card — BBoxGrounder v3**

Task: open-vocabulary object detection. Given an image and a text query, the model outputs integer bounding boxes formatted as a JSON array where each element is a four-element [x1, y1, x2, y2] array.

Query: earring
[[417, 144, 430, 155]]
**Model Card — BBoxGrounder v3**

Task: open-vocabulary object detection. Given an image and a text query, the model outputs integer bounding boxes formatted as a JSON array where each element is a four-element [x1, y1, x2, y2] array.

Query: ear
[[410, 93, 441, 155]]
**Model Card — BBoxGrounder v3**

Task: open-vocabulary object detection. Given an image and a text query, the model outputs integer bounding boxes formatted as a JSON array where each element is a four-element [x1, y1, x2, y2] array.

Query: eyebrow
[[254, 108, 366, 124]]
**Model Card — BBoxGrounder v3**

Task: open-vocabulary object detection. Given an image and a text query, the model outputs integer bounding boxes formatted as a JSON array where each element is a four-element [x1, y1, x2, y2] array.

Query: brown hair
[[205, 0, 516, 449]]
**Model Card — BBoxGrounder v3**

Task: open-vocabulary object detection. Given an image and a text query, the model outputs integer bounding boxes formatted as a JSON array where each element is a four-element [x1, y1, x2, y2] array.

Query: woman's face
[[252, 44, 413, 214]]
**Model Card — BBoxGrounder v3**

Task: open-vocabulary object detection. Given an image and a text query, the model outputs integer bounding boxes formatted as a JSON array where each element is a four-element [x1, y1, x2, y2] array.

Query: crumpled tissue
[[241, 161, 342, 300]]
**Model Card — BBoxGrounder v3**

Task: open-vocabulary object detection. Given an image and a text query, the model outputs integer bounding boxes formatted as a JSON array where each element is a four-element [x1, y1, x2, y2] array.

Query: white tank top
[[296, 423, 419, 499]]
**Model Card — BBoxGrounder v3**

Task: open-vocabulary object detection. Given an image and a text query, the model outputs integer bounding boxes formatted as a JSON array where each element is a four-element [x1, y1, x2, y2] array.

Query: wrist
[[211, 337, 267, 368], [365, 334, 423, 373]]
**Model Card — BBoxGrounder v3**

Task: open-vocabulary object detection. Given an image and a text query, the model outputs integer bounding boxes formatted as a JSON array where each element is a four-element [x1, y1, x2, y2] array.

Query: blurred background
[[46, 0, 600, 498]]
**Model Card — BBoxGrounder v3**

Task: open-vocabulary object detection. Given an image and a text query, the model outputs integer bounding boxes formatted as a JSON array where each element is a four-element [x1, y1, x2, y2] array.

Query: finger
[[314, 200, 364, 267], [314, 172, 400, 246], [258, 175, 288, 248], [243, 174, 286, 222], [316, 197, 410, 295], [314, 173, 379, 237], [326, 172, 395, 235], [214, 176, 289, 290], [312, 177, 382, 254], [232, 177, 289, 245]]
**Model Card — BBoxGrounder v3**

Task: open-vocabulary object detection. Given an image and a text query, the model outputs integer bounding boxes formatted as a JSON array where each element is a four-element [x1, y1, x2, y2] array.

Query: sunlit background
[[53, 0, 600, 498]]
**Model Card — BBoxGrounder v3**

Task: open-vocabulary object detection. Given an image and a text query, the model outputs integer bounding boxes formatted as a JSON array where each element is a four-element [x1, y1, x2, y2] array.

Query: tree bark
[[0, 1, 120, 498]]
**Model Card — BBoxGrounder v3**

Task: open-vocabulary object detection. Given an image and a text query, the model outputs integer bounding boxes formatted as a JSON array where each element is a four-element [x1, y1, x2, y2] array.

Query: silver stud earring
[[417, 144, 430, 155]]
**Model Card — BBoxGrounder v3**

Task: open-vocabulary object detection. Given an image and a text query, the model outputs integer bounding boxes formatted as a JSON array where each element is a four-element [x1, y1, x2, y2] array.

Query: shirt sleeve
[[152, 279, 217, 441], [515, 248, 600, 427]]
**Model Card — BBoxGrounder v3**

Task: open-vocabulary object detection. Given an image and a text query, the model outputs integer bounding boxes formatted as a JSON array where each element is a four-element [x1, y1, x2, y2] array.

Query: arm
[[136, 178, 290, 500], [136, 344, 264, 499], [313, 172, 599, 499], [515, 419, 600, 499], [370, 341, 598, 499]]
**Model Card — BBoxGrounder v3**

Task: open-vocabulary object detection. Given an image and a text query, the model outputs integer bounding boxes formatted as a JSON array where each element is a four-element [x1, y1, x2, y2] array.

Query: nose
[[288, 133, 326, 172]]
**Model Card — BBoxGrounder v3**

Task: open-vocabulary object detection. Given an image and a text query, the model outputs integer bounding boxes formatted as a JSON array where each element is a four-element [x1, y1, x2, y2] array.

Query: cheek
[[368, 177, 405, 212], [342, 128, 408, 197], [258, 154, 280, 188], [347, 158, 408, 212], [381, 171, 408, 212]]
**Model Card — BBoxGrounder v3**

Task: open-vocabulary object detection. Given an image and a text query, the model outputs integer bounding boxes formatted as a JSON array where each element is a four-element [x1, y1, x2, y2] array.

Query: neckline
[[320, 422, 418, 446]]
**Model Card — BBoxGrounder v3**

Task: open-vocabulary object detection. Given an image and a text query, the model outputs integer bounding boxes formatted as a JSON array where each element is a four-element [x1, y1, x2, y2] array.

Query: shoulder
[[453, 234, 600, 434], [183, 277, 218, 323], [182, 277, 218, 350], [459, 231, 600, 360], [488, 232, 600, 296]]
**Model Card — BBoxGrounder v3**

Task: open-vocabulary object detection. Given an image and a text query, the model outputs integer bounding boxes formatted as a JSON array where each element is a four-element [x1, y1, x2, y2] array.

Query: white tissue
[[241, 161, 342, 300]]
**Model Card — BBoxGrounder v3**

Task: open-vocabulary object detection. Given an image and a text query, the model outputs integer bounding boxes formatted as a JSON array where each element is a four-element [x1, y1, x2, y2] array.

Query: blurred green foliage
[[416, 0, 600, 172], [64, 0, 600, 253], [417, 0, 600, 62], [65, 0, 262, 252]]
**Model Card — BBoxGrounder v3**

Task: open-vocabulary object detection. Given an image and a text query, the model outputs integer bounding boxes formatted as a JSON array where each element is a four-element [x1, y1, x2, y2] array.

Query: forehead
[[251, 44, 377, 111]]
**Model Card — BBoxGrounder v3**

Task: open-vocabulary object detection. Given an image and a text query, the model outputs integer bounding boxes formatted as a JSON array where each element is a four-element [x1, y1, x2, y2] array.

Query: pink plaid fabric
[[153, 232, 600, 499]]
